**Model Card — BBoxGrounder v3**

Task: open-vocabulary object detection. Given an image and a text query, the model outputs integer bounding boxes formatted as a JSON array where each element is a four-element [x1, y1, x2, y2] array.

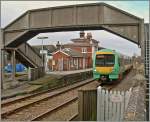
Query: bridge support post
[[1, 49, 4, 89], [0, 29, 4, 89], [11, 49, 16, 81]]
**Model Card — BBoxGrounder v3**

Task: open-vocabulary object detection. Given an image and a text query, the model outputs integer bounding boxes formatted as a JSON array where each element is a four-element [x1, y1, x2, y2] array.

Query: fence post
[[78, 90, 97, 121], [97, 86, 101, 121], [78, 90, 84, 121]]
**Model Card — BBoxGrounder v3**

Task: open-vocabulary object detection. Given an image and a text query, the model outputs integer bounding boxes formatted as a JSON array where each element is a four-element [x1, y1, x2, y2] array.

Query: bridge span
[[0, 2, 145, 83]]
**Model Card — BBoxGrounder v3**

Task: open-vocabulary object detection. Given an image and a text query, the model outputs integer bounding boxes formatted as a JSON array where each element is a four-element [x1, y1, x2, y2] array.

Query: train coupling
[[101, 75, 107, 81]]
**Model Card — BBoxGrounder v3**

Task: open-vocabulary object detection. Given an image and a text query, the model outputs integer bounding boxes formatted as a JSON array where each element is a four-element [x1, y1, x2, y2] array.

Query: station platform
[[47, 68, 92, 75], [1, 68, 93, 100]]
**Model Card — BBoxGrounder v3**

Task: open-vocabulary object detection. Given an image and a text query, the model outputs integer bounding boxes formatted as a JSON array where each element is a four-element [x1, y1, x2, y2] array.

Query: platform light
[[37, 36, 48, 68]]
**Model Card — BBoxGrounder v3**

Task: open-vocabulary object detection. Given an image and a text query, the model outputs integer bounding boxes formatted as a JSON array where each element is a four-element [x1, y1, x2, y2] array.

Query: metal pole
[[37, 36, 48, 71], [42, 39, 44, 67]]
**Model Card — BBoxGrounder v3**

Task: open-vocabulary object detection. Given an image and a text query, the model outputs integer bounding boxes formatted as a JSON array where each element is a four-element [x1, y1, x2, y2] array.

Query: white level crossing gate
[[97, 86, 132, 121]]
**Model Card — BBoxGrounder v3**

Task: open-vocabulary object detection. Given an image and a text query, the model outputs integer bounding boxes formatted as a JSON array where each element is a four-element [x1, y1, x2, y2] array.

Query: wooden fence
[[78, 86, 132, 121], [28, 67, 45, 81], [97, 86, 132, 121], [78, 90, 97, 121]]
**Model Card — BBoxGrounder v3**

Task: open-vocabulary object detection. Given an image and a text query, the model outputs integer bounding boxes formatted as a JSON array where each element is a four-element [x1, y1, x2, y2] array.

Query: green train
[[93, 49, 132, 83]]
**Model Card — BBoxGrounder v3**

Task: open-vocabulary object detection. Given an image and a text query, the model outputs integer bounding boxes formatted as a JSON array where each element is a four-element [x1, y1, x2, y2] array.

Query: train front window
[[105, 55, 115, 66], [96, 55, 105, 66], [96, 54, 115, 67]]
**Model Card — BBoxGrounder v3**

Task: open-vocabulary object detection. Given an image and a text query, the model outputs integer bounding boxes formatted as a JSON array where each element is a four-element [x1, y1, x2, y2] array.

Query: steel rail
[[2, 78, 93, 106], [31, 97, 78, 121], [1, 78, 94, 118]]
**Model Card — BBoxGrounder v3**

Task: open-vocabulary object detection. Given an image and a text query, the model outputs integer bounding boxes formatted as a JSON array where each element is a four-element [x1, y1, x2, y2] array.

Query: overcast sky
[[1, 1, 149, 56]]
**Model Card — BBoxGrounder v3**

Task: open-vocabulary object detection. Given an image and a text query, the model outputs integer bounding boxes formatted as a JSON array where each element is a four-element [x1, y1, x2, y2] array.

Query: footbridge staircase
[[16, 42, 42, 68]]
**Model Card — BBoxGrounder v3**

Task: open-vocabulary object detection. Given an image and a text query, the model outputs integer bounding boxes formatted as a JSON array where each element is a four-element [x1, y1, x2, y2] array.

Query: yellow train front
[[93, 49, 132, 83]]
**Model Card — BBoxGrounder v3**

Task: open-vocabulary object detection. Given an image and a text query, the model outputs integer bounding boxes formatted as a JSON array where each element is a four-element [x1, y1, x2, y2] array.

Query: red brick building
[[51, 48, 84, 71], [49, 31, 99, 71], [63, 31, 99, 68]]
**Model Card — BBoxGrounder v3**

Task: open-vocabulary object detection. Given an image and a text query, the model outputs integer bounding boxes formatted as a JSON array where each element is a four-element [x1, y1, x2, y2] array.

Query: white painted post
[[101, 89, 105, 120], [125, 91, 129, 109], [120, 91, 125, 120], [108, 90, 113, 120], [116, 91, 121, 120], [105, 90, 109, 120], [112, 90, 117, 121], [97, 86, 102, 121], [125, 88, 132, 110]]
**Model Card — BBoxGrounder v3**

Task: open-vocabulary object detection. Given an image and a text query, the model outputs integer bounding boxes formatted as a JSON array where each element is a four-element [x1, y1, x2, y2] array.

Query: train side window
[[120, 57, 123, 65]]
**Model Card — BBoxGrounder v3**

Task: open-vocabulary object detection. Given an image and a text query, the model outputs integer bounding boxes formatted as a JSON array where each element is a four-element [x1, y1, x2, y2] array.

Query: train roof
[[97, 49, 116, 53], [97, 48, 131, 59]]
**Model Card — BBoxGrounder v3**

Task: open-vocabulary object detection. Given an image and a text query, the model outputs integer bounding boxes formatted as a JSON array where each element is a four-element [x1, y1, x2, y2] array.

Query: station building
[[49, 31, 100, 71], [32, 31, 100, 71], [51, 48, 84, 71]]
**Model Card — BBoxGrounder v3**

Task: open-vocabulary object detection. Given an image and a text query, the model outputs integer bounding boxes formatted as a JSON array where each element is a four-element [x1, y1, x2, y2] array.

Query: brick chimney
[[80, 31, 85, 38], [87, 32, 92, 39], [56, 41, 61, 50]]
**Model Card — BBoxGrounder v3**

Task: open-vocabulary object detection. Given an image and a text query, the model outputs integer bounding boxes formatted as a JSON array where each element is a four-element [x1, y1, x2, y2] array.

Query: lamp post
[[37, 36, 48, 69], [82, 51, 87, 80]]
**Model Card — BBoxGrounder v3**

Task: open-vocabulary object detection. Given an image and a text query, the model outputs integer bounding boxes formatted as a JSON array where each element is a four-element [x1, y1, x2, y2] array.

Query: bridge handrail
[[18, 43, 42, 67]]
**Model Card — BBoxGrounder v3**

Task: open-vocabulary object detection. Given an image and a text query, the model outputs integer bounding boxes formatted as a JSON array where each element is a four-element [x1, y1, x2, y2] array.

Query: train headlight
[[94, 69, 96, 71], [112, 68, 115, 72]]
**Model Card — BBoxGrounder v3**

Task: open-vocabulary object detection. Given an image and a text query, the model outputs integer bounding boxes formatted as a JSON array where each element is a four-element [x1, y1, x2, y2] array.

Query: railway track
[[99, 68, 133, 91], [1, 78, 94, 107], [2, 73, 128, 121], [100, 83, 117, 90], [31, 97, 78, 121], [1, 78, 96, 121]]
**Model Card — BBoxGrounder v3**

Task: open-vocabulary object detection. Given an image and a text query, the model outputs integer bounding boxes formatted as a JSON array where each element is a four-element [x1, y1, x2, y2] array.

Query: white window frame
[[82, 48, 87, 53], [73, 58, 77, 65]]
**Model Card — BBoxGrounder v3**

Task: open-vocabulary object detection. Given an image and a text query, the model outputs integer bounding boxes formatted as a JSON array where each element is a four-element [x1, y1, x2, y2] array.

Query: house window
[[74, 58, 77, 65], [82, 48, 87, 53]]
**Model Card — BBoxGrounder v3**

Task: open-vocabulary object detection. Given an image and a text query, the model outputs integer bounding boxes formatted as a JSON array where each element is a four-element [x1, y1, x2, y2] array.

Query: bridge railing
[[18, 42, 42, 67]]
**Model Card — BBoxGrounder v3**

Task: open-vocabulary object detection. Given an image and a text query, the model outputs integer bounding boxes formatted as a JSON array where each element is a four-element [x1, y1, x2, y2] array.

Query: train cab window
[[96, 55, 105, 66], [105, 55, 115, 66], [96, 54, 115, 67]]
